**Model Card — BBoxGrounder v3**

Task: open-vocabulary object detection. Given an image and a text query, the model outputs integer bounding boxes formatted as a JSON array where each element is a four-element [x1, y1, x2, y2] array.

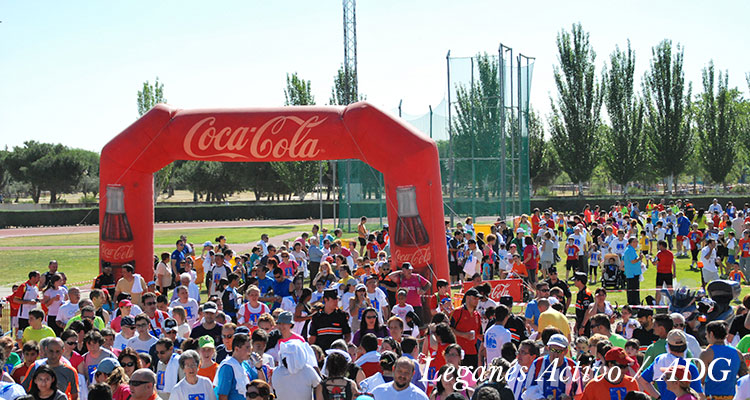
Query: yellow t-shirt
[[22, 326, 56, 344], [639, 235, 649, 251], [537, 309, 571, 338]]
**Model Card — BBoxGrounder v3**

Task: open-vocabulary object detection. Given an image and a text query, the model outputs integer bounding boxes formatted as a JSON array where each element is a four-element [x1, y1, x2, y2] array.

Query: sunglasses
[[365, 315, 377, 320], [246, 393, 261, 399], [121, 362, 136, 368], [129, 380, 150, 387], [66, 341, 78, 346], [223, 334, 234, 339], [548, 347, 564, 354]]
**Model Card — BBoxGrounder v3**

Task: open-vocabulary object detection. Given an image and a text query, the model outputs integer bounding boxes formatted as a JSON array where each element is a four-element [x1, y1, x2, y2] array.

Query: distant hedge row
[[2, 195, 748, 228]]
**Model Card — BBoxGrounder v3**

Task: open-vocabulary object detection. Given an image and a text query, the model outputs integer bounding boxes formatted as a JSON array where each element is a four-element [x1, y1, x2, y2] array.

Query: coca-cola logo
[[393, 247, 433, 267], [183, 116, 325, 159], [489, 283, 512, 300], [100, 244, 135, 262]]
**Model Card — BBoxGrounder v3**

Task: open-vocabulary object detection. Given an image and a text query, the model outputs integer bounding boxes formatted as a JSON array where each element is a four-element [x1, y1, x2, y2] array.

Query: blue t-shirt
[[171, 249, 185, 273], [214, 361, 258, 400], [677, 216, 691, 236], [525, 299, 541, 324], [623, 246, 641, 278], [257, 276, 274, 296], [641, 357, 702, 400], [271, 278, 292, 298]]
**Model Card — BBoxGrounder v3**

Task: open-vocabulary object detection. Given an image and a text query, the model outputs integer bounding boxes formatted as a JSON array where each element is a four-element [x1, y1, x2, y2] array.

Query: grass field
[[0, 226, 307, 247]]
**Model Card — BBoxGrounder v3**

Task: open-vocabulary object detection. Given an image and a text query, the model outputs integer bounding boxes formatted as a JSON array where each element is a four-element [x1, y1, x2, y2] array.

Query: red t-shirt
[[739, 238, 750, 258], [655, 249, 674, 274], [566, 244, 580, 260], [531, 215, 541, 234], [688, 231, 703, 250], [450, 306, 481, 355], [523, 245, 539, 269]]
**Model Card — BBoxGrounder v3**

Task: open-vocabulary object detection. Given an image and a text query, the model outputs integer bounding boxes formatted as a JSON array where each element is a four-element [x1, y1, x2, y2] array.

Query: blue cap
[[97, 358, 120, 374]]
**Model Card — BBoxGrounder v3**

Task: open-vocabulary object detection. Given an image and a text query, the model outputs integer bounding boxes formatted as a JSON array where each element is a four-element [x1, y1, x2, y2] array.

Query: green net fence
[[334, 45, 534, 232]]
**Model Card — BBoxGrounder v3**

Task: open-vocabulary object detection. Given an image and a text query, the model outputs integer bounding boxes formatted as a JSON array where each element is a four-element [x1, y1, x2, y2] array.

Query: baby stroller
[[601, 254, 625, 290]]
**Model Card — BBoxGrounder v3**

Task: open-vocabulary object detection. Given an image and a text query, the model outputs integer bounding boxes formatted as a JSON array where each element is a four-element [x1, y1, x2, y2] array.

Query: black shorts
[[358, 237, 367, 247], [566, 259, 578, 271], [656, 272, 673, 286], [449, 261, 462, 276]]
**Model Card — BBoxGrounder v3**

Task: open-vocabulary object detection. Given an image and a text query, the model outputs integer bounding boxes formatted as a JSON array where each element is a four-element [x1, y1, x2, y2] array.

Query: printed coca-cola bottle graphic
[[394, 186, 429, 247], [101, 185, 133, 242]]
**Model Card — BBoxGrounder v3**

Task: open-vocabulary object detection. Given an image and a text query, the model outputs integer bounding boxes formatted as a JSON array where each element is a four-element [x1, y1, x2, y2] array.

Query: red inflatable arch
[[99, 102, 449, 287]]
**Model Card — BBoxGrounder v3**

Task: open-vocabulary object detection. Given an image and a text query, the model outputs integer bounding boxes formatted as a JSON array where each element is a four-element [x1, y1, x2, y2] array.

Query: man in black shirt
[[573, 272, 594, 336], [309, 289, 351, 350], [498, 295, 527, 346], [94, 262, 117, 308], [190, 301, 224, 344], [632, 307, 659, 350], [259, 245, 281, 269], [545, 267, 572, 311]]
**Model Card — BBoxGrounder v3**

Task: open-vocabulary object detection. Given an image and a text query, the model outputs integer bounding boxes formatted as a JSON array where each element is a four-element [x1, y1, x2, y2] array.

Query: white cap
[[548, 334, 569, 349]]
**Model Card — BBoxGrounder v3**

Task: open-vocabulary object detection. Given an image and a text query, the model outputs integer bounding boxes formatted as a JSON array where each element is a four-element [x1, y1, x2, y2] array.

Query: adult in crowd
[[114, 265, 147, 307], [623, 237, 644, 305]]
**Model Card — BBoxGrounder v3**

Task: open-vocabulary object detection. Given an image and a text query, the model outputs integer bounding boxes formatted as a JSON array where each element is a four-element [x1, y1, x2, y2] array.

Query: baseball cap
[[97, 358, 120, 374], [163, 318, 177, 333], [121, 316, 135, 327], [199, 335, 215, 349], [147, 281, 156, 286], [498, 295, 514, 308], [401, 262, 413, 270], [355, 283, 366, 292], [203, 241, 213, 248], [277, 311, 294, 325], [516, 228, 524, 233], [118, 299, 132, 308], [547, 334, 569, 349], [667, 329, 687, 346], [548, 266, 558, 274], [660, 365, 692, 382], [323, 289, 339, 300], [203, 301, 218, 313], [605, 348, 634, 365], [235, 326, 250, 336], [464, 288, 480, 298], [573, 272, 588, 283]]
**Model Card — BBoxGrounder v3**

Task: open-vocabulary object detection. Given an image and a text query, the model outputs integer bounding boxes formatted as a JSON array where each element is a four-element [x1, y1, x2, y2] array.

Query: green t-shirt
[[738, 335, 750, 354], [609, 333, 628, 348], [643, 338, 694, 368], [7, 352, 21, 368], [65, 315, 106, 330], [22, 326, 56, 344]]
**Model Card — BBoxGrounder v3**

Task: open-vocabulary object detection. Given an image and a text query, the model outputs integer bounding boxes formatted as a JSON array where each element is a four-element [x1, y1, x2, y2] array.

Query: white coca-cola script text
[[100, 244, 135, 262], [183, 116, 325, 159]]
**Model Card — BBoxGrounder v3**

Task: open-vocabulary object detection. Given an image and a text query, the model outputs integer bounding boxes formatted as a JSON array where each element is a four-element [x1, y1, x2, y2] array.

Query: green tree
[[329, 65, 363, 105], [549, 23, 604, 196], [696, 62, 740, 187], [69, 148, 100, 199], [603, 41, 647, 194], [528, 110, 560, 191], [643, 40, 692, 194], [273, 73, 326, 200], [137, 77, 172, 204], [451, 53, 502, 199], [4, 142, 86, 203]]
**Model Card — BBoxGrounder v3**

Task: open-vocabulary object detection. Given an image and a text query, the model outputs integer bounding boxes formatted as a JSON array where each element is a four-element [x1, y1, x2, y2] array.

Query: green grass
[[0, 248, 100, 286], [0, 226, 306, 247]]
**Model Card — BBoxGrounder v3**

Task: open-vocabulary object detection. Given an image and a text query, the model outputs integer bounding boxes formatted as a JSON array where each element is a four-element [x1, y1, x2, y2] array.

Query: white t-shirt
[[57, 301, 80, 324], [610, 238, 628, 255], [570, 234, 586, 251], [237, 302, 270, 327], [656, 227, 667, 241], [127, 335, 158, 354], [280, 296, 297, 313], [208, 264, 229, 297], [43, 287, 67, 316], [701, 246, 718, 272], [177, 323, 191, 339], [19, 284, 39, 319], [484, 324, 512, 365], [170, 298, 200, 324], [371, 382, 429, 400], [172, 376, 217, 400], [392, 304, 414, 322], [367, 288, 389, 324], [113, 332, 134, 351], [734, 374, 750, 400], [463, 248, 483, 276], [270, 364, 321, 400]]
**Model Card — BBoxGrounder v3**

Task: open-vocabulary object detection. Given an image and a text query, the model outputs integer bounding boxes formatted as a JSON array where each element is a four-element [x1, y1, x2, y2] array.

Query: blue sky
[[1, 0, 748, 151]]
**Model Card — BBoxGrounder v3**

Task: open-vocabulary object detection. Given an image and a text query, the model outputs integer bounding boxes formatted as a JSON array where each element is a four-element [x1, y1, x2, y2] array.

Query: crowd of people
[[1, 200, 750, 400]]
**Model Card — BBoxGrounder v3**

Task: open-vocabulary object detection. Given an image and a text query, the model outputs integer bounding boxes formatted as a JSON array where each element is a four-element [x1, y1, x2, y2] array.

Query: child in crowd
[[565, 236, 580, 281], [729, 262, 746, 284], [588, 243, 600, 284], [481, 255, 492, 281], [391, 289, 414, 321]]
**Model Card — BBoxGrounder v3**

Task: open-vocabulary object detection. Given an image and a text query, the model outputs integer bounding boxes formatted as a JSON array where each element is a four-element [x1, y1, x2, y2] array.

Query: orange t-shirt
[[198, 362, 218, 380], [511, 261, 528, 277], [580, 375, 639, 400]]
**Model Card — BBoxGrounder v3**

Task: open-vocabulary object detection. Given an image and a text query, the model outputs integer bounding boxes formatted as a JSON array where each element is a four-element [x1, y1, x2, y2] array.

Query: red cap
[[118, 299, 132, 308], [325, 256, 334, 263], [604, 348, 634, 365], [660, 365, 692, 382]]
